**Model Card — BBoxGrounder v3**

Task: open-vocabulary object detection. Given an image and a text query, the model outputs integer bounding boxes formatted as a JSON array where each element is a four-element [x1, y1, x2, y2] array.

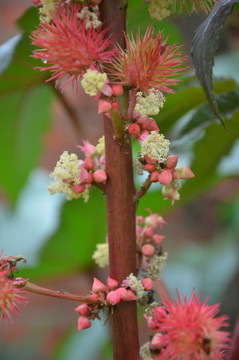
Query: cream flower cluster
[[126, 273, 145, 299], [140, 131, 170, 163], [81, 69, 107, 96], [39, 0, 58, 22], [148, 0, 171, 22], [146, 252, 168, 280], [92, 243, 109, 268], [134, 88, 165, 118], [48, 151, 89, 201], [96, 135, 105, 155], [77, 5, 102, 30]]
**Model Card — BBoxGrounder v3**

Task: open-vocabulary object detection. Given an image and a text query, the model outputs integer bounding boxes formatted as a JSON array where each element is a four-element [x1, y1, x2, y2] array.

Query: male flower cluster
[[0, 252, 27, 323], [142, 290, 230, 360], [148, 0, 215, 22], [75, 276, 153, 331], [135, 132, 195, 204], [48, 136, 106, 201]]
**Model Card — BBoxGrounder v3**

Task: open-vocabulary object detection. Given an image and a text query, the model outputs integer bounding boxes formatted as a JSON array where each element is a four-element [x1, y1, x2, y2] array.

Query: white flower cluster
[[81, 69, 107, 96], [126, 273, 145, 299], [48, 151, 89, 201], [148, 0, 171, 22], [141, 131, 170, 163], [77, 5, 102, 29], [134, 88, 165, 118], [146, 252, 168, 280], [92, 243, 109, 268], [96, 135, 105, 155], [139, 342, 152, 360], [39, 0, 58, 22]]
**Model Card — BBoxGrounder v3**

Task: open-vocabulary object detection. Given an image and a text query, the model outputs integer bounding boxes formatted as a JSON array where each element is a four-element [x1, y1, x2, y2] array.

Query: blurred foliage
[[0, 2, 238, 360]]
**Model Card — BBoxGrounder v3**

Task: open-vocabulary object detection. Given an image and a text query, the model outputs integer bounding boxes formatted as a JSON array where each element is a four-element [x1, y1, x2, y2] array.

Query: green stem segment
[[100, 1, 140, 359]]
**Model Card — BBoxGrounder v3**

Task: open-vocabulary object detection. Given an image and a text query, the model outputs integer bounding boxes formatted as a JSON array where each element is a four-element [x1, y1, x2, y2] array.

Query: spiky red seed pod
[[0, 253, 27, 323], [110, 26, 186, 93], [146, 290, 230, 359], [31, 4, 116, 92]]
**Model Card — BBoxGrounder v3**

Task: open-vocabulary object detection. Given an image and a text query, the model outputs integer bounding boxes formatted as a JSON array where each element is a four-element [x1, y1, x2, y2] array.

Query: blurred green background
[[0, 1, 239, 359]]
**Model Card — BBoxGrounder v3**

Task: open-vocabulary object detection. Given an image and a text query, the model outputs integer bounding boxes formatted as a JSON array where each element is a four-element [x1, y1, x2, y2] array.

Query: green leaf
[[127, 0, 183, 45], [39, 190, 107, 274], [157, 77, 237, 134], [191, 0, 239, 129], [0, 85, 54, 204], [0, 6, 53, 204], [181, 89, 239, 135], [180, 109, 239, 200]]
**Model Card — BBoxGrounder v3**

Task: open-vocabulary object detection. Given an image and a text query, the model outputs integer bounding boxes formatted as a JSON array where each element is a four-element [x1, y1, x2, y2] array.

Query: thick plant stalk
[[100, 1, 140, 359]]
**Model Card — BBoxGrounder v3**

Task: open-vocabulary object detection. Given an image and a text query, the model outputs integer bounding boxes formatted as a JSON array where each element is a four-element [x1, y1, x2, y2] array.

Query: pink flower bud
[[99, 155, 105, 166], [77, 141, 97, 158], [166, 155, 178, 169], [92, 277, 108, 293], [107, 290, 121, 305], [111, 101, 119, 110], [162, 186, 180, 204], [93, 169, 107, 183], [142, 278, 154, 291], [150, 170, 159, 182], [151, 333, 163, 348], [84, 157, 95, 170], [142, 244, 155, 258], [136, 225, 143, 234], [172, 170, 180, 179], [116, 287, 127, 300], [147, 118, 160, 132], [136, 216, 144, 224], [84, 172, 93, 184], [98, 99, 112, 114], [128, 123, 140, 136], [107, 277, 119, 290], [73, 183, 85, 194], [152, 234, 165, 245], [101, 83, 112, 97], [144, 226, 154, 238], [138, 130, 149, 144], [77, 316, 92, 331], [75, 303, 89, 316], [112, 84, 124, 97], [89, 293, 99, 302], [158, 170, 172, 185], [177, 165, 195, 179], [145, 154, 157, 165], [124, 290, 138, 301], [144, 164, 155, 173]]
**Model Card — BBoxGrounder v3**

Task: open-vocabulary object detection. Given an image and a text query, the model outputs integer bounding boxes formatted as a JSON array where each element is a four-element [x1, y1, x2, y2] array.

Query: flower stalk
[[100, 1, 140, 359]]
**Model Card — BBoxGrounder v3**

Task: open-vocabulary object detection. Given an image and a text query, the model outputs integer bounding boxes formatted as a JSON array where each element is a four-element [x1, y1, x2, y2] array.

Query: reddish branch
[[100, 1, 140, 359], [24, 281, 98, 303]]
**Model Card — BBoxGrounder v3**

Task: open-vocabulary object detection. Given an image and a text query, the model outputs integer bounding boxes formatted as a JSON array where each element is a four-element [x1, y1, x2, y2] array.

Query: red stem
[[100, 1, 140, 359], [24, 281, 97, 303]]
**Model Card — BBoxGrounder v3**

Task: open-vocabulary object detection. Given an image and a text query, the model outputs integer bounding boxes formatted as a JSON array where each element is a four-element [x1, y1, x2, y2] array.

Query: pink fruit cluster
[[128, 112, 159, 142], [136, 211, 166, 258], [72, 140, 107, 196], [75, 276, 153, 331], [143, 154, 194, 203], [97, 84, 124, 116]]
